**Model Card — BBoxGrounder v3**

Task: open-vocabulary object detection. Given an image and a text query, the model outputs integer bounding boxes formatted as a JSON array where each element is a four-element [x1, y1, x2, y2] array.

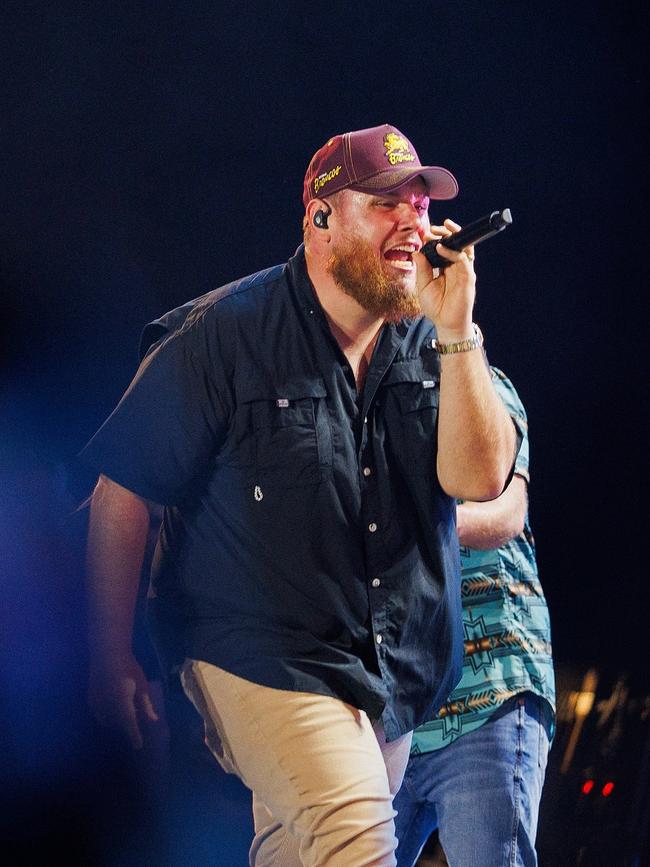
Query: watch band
[[434, 323, 484, 355]]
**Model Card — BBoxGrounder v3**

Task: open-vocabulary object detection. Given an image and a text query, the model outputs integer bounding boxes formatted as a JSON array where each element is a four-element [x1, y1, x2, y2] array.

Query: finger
[[433, 242, 476, 267], [434, 242, 462, 262], [429, 223, 452, 238], [121, 677, 145, 749], [125, 707, 144, 750], [138, 690, 160, 723], [95, 681, 144, 748], [414, 251, 441, 282], [444, 218, 461, 232]]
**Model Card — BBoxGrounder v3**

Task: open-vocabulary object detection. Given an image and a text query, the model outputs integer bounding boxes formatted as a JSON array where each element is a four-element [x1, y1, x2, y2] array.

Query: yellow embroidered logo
[[384, 133, 416, 166], [313, 164, 342, 194]]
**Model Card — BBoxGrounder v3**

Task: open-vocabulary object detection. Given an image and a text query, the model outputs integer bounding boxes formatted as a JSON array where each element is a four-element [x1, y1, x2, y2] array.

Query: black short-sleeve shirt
[[83, 246, 474, 740]]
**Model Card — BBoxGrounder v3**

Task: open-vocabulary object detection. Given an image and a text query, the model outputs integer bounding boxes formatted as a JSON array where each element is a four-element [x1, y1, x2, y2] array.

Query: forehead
[[341, 177, 429, 208], [388, 177, 429, 199]]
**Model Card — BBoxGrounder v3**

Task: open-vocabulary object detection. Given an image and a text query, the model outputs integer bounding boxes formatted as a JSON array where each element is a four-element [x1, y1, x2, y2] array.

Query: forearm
[[86, 474, 151, 661], [436, 349, 517, 501], [456, 475, 528, 550]]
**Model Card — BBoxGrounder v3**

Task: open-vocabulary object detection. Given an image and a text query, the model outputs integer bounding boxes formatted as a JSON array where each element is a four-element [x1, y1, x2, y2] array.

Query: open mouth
[[383, 244, 418, 271]]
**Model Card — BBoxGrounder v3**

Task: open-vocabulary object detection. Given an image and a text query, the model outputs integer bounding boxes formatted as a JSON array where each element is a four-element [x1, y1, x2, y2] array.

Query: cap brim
[[350, 165, 459, 200]]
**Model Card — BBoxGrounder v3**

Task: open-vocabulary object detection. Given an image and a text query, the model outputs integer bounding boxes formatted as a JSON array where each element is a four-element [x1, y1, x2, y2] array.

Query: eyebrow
[[373, 192, 430, 203]]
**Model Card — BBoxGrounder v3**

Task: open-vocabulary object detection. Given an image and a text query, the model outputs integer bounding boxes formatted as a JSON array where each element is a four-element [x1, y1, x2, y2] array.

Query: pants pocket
[[180, 659, 238, 775]]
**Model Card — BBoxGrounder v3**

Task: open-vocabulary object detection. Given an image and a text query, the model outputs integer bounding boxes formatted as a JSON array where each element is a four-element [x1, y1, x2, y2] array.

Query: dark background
[[1, 1, 647, 863]]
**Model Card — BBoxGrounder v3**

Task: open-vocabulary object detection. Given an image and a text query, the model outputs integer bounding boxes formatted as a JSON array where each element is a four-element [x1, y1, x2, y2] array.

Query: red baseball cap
[[303, 123, 459, 208]]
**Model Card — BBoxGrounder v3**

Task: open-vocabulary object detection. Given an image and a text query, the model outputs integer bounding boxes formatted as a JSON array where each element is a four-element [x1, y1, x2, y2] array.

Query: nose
[[395, 201, 427, 236]]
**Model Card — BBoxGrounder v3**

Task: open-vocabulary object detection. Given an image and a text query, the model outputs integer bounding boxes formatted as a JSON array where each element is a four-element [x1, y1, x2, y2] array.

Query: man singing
[[85, 124, 519, 866]]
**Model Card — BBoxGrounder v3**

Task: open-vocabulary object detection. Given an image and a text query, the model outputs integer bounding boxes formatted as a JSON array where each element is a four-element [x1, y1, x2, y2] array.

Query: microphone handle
[[421, 208, 512, 268]]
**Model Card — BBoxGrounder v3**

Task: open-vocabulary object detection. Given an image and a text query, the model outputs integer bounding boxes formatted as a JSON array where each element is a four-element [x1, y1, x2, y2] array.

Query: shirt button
[[372, 578, 381, 588], [368, 522, 377, 533], [363, 466, 372, 477], [376, 634, 383, 645]]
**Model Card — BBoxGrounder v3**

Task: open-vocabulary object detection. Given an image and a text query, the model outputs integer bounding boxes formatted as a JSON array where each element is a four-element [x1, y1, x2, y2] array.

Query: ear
[[306, 199, 332, 233]]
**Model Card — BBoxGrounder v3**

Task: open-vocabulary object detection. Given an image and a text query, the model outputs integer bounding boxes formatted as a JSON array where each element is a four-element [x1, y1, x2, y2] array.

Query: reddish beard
[[327, 235, 422, 321]]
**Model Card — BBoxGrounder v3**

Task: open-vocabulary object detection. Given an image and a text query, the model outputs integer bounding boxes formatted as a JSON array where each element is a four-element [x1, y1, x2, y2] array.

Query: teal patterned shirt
[[411, 367, 555, 755]]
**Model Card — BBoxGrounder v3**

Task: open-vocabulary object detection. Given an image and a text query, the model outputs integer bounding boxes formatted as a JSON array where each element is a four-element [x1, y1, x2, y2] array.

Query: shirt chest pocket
[[382, 361, 440, 479], [240, 377, 333, 489]]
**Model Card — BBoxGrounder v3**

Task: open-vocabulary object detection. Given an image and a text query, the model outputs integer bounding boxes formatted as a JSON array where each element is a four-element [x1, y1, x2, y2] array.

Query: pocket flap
[[238, 376, 327, 404], [383, 359, 437, 387]]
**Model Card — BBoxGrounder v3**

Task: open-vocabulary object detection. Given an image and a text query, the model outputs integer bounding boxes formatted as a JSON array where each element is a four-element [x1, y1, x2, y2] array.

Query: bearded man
[[84, 124, 519, 866]]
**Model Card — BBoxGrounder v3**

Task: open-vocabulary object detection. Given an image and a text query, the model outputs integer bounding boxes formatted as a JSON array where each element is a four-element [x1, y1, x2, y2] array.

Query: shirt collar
[[286, 243, 415, 346], [287, 244, 320, 314]]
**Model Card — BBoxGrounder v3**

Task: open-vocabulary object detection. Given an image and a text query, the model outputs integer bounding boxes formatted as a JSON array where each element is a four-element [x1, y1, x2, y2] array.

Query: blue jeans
[[394, 693, 552, 867]]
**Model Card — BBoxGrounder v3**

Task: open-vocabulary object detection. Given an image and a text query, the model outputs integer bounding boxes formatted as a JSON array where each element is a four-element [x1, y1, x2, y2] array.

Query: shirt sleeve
[[81, 324, 229, 505], [490, 366, 529, 483]]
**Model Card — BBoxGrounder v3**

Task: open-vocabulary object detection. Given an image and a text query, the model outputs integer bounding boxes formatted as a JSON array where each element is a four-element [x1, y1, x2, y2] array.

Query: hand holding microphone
[[422, 209, 513, 268]]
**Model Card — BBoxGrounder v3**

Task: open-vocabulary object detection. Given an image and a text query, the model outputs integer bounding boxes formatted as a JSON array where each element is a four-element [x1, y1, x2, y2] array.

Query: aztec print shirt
[[411, 367, 556, 754]]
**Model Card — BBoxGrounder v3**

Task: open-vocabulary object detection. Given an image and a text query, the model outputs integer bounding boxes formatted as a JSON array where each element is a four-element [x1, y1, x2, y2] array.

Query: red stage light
[[602, 782, 615, 797], [581, 779, 595, 795]]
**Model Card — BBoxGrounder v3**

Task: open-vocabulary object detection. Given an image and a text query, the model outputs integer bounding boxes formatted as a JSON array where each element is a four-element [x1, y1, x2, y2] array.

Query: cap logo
[[313, 164, 342, 195], [383, 132, 416, 166]]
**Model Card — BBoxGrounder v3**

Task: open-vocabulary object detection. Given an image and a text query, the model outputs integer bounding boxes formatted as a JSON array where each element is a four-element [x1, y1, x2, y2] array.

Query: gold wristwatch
[[434, 323, 484, 355]]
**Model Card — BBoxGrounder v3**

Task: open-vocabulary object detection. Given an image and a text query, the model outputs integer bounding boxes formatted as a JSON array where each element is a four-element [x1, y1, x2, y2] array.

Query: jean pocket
[[522, 692, 550, 770], [536, 696, 553, 770], [180, 660, 238, 776]]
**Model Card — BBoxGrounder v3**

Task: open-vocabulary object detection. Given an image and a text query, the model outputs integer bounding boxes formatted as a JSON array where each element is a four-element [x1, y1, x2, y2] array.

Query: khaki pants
[[181, 660, 412, 866]]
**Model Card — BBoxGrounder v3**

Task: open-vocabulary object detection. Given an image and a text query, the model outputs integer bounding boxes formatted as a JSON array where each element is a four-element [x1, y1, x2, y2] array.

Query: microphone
[[421, 208, 513, 268]]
